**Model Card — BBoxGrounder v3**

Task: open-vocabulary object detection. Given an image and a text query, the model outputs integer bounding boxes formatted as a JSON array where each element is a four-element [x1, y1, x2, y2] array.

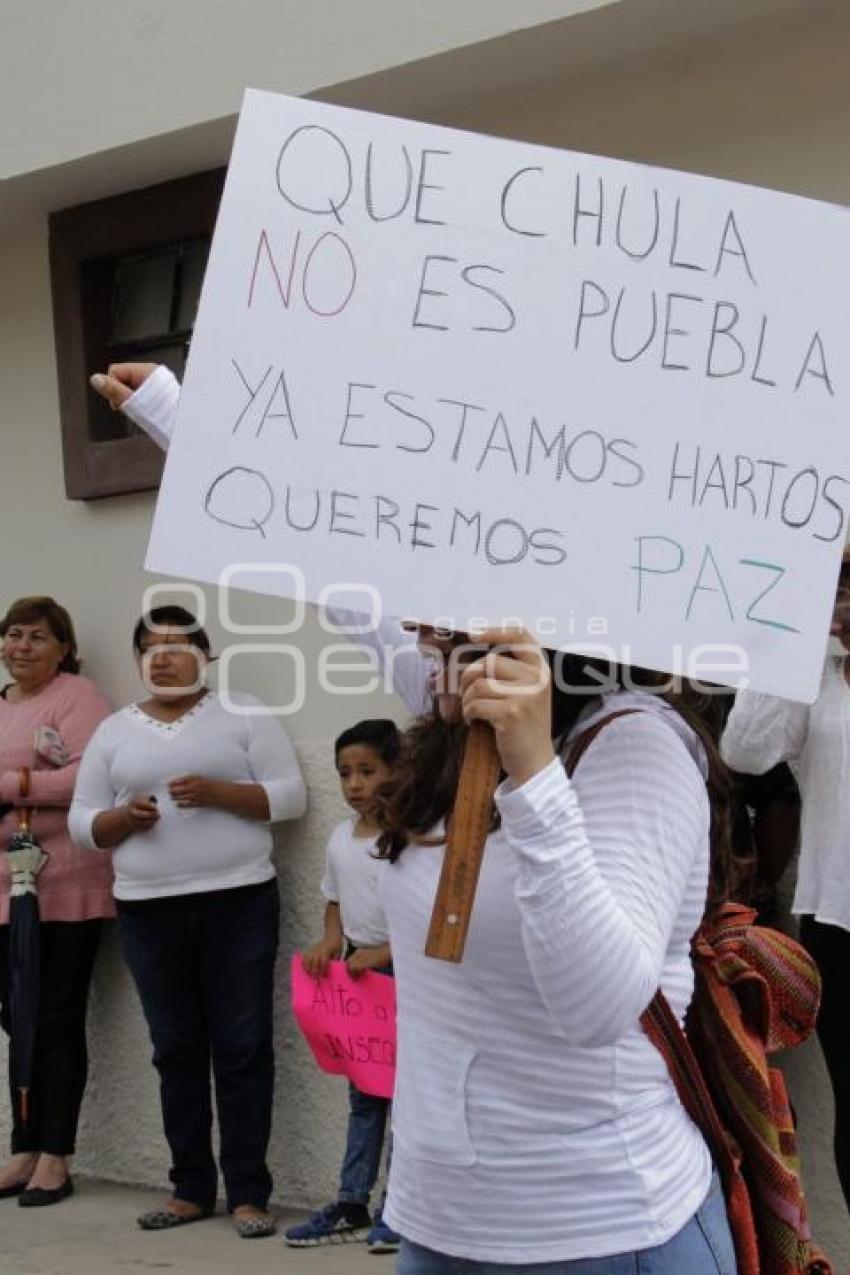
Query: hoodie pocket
[[391, 1022, 477, 1166]]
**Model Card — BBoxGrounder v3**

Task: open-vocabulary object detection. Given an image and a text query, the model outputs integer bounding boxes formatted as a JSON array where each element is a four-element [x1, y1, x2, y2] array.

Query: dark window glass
[[49, 168, 224, 498], [87, 238, 211, 442]]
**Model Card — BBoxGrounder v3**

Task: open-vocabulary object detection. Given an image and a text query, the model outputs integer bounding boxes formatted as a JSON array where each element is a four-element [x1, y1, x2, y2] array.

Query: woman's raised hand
[[458, 625, 555, 788], [89, 362, 158, 410]]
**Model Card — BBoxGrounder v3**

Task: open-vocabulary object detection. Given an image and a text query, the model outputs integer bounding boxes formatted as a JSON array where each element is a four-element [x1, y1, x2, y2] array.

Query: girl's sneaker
[[366, 1216, 401, 1254], [284, 1200, 372, 1246]]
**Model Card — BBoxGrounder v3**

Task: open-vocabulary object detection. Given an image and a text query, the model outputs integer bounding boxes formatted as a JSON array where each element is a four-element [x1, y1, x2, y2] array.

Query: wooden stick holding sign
[[425, 720, 502, 963]]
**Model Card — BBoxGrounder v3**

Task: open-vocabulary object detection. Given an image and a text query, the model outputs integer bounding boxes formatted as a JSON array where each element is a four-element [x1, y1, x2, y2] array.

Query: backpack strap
[[640, 989, 737, 1182], [564, 708, 642, 777]]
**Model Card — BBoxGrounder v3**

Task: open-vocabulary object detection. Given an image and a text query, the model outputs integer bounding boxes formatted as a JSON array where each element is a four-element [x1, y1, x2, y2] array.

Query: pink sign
[[291, 955, 396, 1099]]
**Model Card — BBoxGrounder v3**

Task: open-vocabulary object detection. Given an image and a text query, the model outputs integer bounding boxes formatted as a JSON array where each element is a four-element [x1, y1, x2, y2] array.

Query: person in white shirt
[[285, 718, 401, 1254], [69, 605, 306, 1240], [91, 364, 738, 1273], [721, 555, 850, 1213]]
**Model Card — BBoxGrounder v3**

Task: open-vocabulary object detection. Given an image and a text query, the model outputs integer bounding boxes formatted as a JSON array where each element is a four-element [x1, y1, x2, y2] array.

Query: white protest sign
[[146, 89, 850, 702]]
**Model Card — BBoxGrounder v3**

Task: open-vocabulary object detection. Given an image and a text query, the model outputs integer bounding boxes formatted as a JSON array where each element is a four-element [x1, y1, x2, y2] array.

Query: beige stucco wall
[[0, 0, 614, 180], [1, 1, 848, 1263]]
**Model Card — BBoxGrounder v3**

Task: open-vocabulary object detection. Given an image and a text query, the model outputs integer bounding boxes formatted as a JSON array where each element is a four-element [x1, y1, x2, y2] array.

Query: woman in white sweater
[[92, 365, 736, 1272], [69, 605, 306, 1239], [359, 624, 738, 1274]]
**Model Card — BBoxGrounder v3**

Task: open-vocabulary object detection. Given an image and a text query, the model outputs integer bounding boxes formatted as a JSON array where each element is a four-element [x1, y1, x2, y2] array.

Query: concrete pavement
[[1, 1179, 389, 1275], [4, 1175, 848, 1274]]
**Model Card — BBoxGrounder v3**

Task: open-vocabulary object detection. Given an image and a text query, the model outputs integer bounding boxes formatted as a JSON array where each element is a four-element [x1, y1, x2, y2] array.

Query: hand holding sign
[[301, 937, 343, 980], [345, 944, 391, 979], [425, 626, 554, 963], [459, 626, 555, 787], [91, 363, 159, 410]]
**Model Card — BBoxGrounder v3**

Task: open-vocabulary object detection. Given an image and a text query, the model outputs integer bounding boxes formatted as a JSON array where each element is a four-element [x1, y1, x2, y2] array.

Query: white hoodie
[[382, 691, 712, 1262]]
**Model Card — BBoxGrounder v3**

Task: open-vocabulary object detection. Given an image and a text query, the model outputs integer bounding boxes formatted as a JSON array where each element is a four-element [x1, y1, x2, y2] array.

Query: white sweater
[[69, 691, 306, 900], [125, 368, 713, 1260]]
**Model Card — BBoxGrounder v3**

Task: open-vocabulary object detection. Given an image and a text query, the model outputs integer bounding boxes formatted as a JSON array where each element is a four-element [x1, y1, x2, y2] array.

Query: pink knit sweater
[[0, 672, 114, 923]]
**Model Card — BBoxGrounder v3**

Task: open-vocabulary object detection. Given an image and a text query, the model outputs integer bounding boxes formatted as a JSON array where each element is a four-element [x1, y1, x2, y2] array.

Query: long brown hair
[[376, 714, 469, 860], [0, 596, 80, 675], [376, 654, 742, 917]]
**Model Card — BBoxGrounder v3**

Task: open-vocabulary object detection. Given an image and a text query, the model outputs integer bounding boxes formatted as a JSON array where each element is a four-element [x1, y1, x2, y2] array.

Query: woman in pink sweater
[[0, 597, 112, 1207]]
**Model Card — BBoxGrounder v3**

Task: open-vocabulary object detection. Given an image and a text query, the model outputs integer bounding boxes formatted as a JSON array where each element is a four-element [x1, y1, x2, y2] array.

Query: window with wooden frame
[[49, 168, 225, 499]]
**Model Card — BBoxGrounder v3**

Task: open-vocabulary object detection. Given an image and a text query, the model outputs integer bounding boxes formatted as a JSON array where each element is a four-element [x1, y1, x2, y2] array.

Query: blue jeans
[[396, 1173, 736, 1274], [117, 880, 279, 1212], [338, 953, 393, 1211], [338, 1080, 391, 1208]]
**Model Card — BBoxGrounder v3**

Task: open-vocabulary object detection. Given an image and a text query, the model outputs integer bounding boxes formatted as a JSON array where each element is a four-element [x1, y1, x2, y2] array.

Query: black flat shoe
[[0, 1182, 27, 1200], [18, 1178, 74, 1208]]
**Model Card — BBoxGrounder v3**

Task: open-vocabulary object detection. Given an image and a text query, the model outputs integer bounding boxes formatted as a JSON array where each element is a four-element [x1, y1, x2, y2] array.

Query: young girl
[[286, 719, 402, 1254]]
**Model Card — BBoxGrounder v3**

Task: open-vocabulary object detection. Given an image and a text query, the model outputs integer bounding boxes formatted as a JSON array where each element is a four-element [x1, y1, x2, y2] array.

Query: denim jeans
[[338, 1080, 391, 1208], [396, 1172, 736, 1274], [337, 951, 392, 1211], [117, 880, 279, 1212]]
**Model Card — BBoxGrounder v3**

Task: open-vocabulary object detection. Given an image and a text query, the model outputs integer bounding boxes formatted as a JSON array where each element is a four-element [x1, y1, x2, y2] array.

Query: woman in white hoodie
[[92, 363, 738, 1273]]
